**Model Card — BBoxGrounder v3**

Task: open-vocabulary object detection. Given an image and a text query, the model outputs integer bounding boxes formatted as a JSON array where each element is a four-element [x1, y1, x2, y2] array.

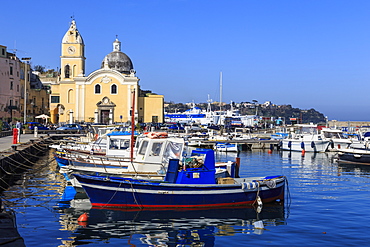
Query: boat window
[[163, 142, 183, 164], [109, 139, 129, 150], [323, 132, 332, 138], [138, 141, 149, 155], [150, 142, 163, 156]]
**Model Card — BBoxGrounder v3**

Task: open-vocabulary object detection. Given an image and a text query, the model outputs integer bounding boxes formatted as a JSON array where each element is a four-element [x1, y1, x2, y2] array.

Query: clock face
[[67, 46, 76, 54]]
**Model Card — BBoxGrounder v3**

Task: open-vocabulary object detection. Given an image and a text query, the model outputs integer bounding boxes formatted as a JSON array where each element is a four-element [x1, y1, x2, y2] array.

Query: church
[[49, 20, 164, 125]]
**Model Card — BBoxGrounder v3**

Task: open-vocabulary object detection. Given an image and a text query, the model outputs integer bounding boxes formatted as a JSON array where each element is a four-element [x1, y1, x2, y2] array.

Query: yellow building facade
[[50, 20, 163, 125]]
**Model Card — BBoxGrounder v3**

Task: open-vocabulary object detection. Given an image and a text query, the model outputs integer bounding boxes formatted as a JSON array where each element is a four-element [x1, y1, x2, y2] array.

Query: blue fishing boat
[[74, 149, 286, 208]]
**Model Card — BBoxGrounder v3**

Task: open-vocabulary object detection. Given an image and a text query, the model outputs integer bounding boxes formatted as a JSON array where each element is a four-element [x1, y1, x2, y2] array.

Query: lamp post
[[22, 57, 31, 124]]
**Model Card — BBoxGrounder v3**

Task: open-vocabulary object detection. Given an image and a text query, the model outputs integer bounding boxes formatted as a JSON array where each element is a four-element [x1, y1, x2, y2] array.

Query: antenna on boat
[[219, 71, 222, 111], [207, 94, 212, 113]]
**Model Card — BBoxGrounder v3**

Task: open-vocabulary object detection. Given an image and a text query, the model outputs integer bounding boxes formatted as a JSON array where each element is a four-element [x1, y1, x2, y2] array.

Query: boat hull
[[215, 143, 240, 152], [337, 149, 370, 165], [75, 174, 285, 208], [281, 140, 329, 152]]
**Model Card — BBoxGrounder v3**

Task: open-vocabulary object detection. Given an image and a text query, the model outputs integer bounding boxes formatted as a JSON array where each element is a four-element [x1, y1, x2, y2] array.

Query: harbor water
[[1, 149, 370, 246]]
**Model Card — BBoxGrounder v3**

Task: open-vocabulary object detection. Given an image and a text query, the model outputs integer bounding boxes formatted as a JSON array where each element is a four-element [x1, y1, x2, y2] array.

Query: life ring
[[147, 132, 168, 139], [147, 132, 158, 138], [156, 132, 168, 138]]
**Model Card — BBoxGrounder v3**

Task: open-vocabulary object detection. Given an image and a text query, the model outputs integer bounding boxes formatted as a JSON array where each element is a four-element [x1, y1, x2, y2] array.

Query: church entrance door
[[100, 110, 110, 124]]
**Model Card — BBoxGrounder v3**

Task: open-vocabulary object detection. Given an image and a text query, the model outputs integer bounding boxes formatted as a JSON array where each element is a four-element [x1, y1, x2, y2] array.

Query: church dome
[[101, 38, 134, 74]]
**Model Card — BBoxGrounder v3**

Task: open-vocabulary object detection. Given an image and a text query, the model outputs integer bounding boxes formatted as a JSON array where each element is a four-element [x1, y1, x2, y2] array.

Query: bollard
[[12, 128, 18, 144], [34, 126, 38, 138]]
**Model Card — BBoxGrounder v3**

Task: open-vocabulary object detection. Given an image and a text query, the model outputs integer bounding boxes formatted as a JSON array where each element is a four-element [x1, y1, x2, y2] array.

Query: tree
[[34, 65, 46, 73]]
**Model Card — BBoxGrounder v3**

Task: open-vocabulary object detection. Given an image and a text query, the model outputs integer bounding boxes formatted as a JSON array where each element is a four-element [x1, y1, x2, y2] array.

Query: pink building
[[0, 45, 22, 124]]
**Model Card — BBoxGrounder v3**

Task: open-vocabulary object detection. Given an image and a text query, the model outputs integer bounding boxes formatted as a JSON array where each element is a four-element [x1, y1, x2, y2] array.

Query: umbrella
[[35, 114, 50, 123]]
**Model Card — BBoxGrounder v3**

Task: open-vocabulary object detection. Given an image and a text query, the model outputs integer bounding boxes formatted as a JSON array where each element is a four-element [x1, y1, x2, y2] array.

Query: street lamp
[[22, 57, 31, 124]]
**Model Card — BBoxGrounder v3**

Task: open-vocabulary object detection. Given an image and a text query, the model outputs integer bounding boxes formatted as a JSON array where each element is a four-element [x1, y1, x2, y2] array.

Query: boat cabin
[[134, 133, 185, 165]]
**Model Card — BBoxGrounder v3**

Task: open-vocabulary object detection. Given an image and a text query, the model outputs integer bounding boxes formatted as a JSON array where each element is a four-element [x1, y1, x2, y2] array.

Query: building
[[49, 20, 164, 125], [24, 70, 50, 121], [0, 45, 22, 124]]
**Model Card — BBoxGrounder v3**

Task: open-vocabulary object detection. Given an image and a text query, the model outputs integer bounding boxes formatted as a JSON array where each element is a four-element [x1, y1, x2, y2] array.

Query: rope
[[102, 178, 123, 208], [6, 156, 34, 170], [253, 181, 262, 207], [284, 176, 291, 219], [129, 180, 142, 209], [0, 176, 12, 190]]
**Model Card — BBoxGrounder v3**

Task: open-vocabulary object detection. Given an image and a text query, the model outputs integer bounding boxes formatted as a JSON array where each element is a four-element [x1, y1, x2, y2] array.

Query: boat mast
[[219, 71, 222, 111], [130, 89, 136, 162]]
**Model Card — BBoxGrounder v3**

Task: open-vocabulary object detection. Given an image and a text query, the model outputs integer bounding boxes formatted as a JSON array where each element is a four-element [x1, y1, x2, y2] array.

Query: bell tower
[[60, 19, 85, 81]]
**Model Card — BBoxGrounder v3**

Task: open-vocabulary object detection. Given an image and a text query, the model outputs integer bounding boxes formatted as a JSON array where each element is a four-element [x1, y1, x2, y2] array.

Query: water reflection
[[280, 150, 338, 166], [57, 188, 286, 246], [337, 163, 370, 175]]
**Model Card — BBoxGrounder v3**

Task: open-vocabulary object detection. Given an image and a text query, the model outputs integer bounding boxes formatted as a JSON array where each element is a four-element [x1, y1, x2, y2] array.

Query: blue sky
[[2, 0, 370, 121]]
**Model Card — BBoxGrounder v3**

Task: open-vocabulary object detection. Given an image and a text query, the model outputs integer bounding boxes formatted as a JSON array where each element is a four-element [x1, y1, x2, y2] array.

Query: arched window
[[67, 89, 74, 103], [73, 65, 77, 77], [111, 84, 117, 94], [64, 65, 70, 78], [95, 84, 101, 94]]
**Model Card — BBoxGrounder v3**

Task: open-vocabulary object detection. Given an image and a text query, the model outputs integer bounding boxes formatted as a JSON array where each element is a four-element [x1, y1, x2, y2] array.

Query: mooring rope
[[101, 177, 124, 207], [0, 176, 11, 190], [129, 180, 142, 209]]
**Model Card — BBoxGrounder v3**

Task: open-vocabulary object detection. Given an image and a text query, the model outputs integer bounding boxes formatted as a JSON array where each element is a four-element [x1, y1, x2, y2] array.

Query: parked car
[[57, 124, 83, 131], [27, 122, 49, 130], [2, 122, 11, 131], [168, 123, 184, 130]]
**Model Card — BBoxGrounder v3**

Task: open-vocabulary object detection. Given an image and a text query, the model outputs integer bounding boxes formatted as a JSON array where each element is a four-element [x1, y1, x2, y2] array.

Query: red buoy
[[301, 149, 306, 156], [78, 212, 88, 222], [268, 150, 272, 154]]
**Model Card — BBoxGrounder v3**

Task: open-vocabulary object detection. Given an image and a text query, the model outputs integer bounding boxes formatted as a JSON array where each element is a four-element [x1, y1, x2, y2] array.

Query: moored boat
[[281, 124, 330, 152], [337, 148, 370, 165], [215, 142, 241, 152], [74, 149, 286, 208]]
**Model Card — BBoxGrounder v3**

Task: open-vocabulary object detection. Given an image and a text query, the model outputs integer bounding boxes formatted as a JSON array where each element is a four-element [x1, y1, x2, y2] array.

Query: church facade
[[49, 20, 164, 125]]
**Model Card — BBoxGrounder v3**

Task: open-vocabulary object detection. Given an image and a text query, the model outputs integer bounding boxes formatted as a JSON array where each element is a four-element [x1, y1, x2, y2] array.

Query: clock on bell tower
[[60, 19, 85, 80]]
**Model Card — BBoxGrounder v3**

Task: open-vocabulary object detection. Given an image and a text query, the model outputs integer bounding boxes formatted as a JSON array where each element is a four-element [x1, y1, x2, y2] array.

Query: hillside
[[165, 102, 326, 125]]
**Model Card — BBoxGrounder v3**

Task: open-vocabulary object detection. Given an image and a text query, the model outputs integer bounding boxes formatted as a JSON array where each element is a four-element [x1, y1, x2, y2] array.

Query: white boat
[[187, 133, 209, 147], [320, 127, 359, 151], [281, 124, 330, 152], [215, 142, 241, 152], [56, 132, 185, 190]]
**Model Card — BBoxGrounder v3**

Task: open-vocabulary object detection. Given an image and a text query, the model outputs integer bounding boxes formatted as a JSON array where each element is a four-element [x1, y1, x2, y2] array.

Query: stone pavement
[[0, 134, 46, 152]]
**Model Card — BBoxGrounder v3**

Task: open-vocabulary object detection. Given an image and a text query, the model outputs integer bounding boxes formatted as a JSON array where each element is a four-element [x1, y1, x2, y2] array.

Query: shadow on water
[[56, 187, 287, 246]]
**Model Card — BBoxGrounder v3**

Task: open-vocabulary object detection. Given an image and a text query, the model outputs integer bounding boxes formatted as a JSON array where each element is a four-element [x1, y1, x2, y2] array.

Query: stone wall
[[328, 120, 370, 128]]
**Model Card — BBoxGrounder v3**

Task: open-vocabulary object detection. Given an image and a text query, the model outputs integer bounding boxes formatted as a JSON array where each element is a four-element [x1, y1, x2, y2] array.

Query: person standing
[[15, 121, 22, 143]]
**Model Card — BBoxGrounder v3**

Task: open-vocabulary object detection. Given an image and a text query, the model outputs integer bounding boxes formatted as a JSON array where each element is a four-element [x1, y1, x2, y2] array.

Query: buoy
[[301, 149, 306, 155], [311, 141, 315, 148], [78, 212, 88, 222], [268, 149, 272, 154]]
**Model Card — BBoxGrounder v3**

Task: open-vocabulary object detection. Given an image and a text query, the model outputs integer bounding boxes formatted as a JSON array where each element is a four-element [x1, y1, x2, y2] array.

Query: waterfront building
[[49, 20, 164, 125], [0, 45, 22, 123], [0, 45, 50, 126]]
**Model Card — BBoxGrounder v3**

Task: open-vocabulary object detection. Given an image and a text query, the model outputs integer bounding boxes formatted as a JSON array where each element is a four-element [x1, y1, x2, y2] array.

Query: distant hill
[[164, 102, 326, 125]]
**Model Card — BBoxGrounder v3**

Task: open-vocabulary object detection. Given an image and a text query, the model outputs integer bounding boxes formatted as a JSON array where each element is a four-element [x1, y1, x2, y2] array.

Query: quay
[[192, 139, 280, 151], [0, 134, 52, 191], [0, 133, 81, 192]]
